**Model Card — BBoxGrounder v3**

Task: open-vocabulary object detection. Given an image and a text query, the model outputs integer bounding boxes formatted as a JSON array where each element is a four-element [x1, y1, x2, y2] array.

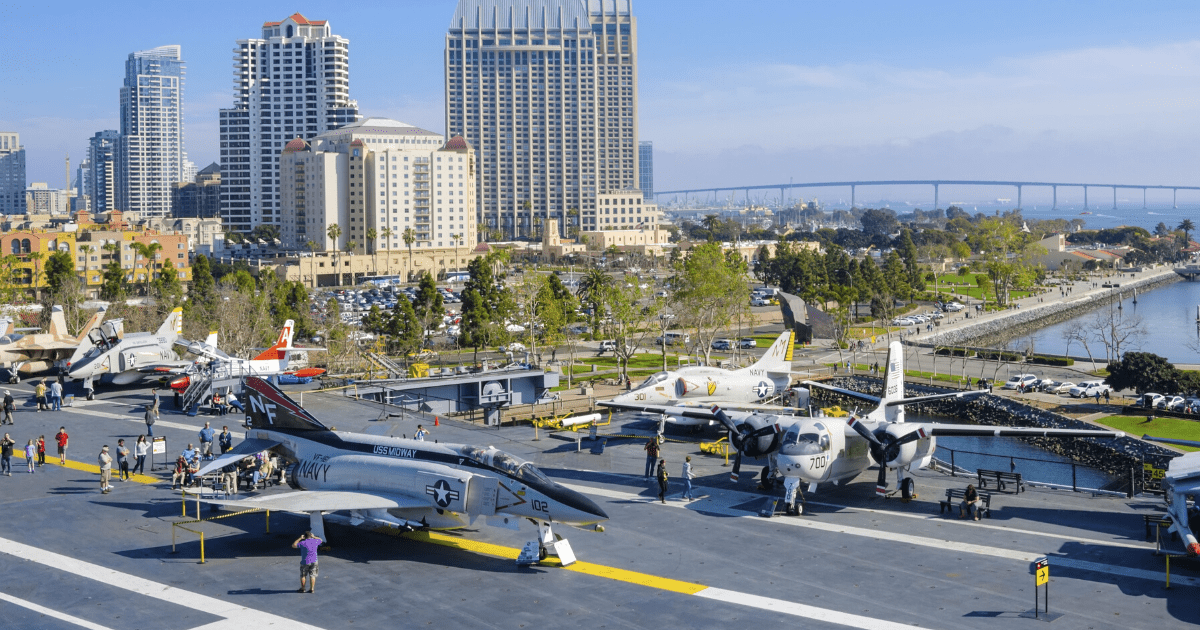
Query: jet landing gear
[[517, 521, 577, 567]]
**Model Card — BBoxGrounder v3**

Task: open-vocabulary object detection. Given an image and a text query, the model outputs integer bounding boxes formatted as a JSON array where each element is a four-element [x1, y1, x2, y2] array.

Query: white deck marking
[[0, 591, 117, 630], [66, 406, 245, 440], [696, 587, 926, 630], [565, 482, 1200, 588], [0, 536, 324, 629]]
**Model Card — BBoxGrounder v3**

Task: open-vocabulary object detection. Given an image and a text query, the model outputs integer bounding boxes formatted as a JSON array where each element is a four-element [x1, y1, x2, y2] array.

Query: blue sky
[[4, 1, 1200, 206]]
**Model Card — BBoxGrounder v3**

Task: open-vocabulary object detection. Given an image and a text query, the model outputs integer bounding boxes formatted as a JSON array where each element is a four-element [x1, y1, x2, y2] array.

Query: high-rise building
[[219, 13, 361, 236], [279, 118, 476, 258], [445, 0, 639, 239], [171, 163, 221, 218], [83, 130, 119, 213], [116, 46, 187, 218], [25, 183, 70, 215], [0, 132, 26, 215], [638, 140, 652, 199]]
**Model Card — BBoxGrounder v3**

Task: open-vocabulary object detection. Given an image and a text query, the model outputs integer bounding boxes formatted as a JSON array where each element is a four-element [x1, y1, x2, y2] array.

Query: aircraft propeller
[[846, 416, 926, 496], [711, 405, 780, 482]]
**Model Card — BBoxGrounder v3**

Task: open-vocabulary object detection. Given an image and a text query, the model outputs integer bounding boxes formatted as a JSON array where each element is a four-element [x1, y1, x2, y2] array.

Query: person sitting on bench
[[170, 455, 187, 489], [960, 484, 981, 521]]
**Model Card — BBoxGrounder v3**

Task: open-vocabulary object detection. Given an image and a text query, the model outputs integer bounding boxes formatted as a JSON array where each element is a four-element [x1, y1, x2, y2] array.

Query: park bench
[[977, 468, 1024, 493], [939, 487, 993, 518]]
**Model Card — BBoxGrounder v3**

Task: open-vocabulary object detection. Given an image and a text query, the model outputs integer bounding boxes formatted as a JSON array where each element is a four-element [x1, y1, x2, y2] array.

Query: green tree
[[100, 243, 125, 301], [896, 229, 926, 293], [130, 241, 162, 296], [155, 259, 183, 305], [403, 227, 416, 281], [672, 242, 750, 365], [576, 267, 612, 340], [385, 294, 423, 361], [191, 254, 216, 307], [1105, 352, 1182, 395], [459, 254, 514, 362], [44, 250, 75, 296], [412, 272, 444, 335], [1179, 219, 1195, 246], [250, 224, 281, 243], [326, 224, 343, 286], [366, 227, 379, 276], [27, 251, 44, 299]]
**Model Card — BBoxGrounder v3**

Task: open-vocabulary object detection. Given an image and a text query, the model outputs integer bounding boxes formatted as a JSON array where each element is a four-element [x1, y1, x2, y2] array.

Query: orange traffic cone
[[434, 416, 439, 427]]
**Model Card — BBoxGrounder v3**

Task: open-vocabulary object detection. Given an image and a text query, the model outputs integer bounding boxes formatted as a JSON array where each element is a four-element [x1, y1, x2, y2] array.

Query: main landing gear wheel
[[8, 375, 17, 385], [759, 466, 775, 491], [900, 477, 916, 502]]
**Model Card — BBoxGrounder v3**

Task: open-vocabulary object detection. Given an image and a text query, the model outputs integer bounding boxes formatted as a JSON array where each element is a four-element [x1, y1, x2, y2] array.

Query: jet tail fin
[[244, 376, 328, 431], [75, 309, 106, 344], [156, 307, 183, 337], [749, 331, 794, 374], [47, 306, 67, 337], [253, 319, 294, 361], [203, 331, 218, 348], [881, 341, 905, 422]]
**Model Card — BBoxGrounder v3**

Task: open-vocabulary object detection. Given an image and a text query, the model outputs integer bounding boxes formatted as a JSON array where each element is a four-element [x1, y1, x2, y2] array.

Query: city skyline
[[6, 1, 1200, 205]]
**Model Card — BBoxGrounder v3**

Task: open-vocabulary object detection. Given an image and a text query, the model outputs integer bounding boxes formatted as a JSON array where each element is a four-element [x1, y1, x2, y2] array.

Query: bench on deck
[[1144, 514, 1174, 541], [939, 487, 993, 518], [977, 469, 1024, 494]]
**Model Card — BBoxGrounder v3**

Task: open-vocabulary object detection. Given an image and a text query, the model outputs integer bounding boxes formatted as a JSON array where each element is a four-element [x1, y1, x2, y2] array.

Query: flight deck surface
[[0, 382, 1195, 629]]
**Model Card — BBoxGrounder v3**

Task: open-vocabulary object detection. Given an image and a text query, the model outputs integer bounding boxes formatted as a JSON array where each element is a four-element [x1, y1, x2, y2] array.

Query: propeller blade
[[711, 406, 744, 449], [730, 449, 742, 483], [847, 416, 882, 446], [894, 427, 928, 446], [875, 465, 888, 497], [747, 423, 781, 441]]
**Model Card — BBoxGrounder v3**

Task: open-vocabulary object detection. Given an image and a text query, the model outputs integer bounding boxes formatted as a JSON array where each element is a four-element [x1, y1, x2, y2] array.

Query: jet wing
[[917, 423, 1124, 439], [198, 490, 429, 512], [803, 380, 882, 404], [193, 438, 282, 477], [884, 390, 987, 406], [135, 361, 192, 374], [598, 400, 726, 421]]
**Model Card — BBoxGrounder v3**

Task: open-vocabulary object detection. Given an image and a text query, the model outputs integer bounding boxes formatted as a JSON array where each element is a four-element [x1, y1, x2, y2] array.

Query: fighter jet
[[192, 376, 608, 566], [1141, 436, 1200, 556], [603, 341, 1123, 510], [65, 307, 189, 393], [606, 331, 802, 427], [166, 319, 327, 390], [0, 306, 105, 382]]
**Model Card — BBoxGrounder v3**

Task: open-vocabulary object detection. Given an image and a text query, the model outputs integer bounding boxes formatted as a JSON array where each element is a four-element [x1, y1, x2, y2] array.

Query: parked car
[[750, 297, 771, 307], [1069, 381, 1113, 398], [739, 338, 757, 349], [1003, 374, 1038, 390], [711, 338, 733, 351], [1162, 396, 1187, 411], [1139, 393, 1165, 408], [1043, 381, 1076, 395], [506, 342, 526, 353], [598, 340, 617, 352]]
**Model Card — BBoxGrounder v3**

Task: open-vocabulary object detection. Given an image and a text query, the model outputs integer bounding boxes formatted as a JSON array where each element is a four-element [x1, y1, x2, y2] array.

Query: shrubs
[[935, 346, 974, 357], [1027, 355, 1074, 367], [977, 350, 1023, 362]]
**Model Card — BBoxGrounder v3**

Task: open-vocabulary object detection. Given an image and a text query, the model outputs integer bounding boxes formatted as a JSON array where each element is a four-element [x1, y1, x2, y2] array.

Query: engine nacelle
[[882, 424, 936, 470]]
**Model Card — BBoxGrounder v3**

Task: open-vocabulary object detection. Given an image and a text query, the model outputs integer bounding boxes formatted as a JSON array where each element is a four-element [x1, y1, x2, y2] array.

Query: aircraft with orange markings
[[165, 319, 327, 390]]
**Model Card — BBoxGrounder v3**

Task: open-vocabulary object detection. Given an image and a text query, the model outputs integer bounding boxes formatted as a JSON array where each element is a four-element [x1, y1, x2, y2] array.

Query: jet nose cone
[[570, 491, 609, 523]]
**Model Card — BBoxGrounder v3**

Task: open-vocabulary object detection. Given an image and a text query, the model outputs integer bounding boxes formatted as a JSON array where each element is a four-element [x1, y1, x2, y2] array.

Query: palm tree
[[305, 240, 317, 255], [27, 251, 43, 300], [130, 241, 162, 296], [366, 227, 379, 276], [576, 267, 612, 339], [403, 227, 416, 282], [79, 245, 94, 281], [449, 233, 462, 272], [1179, 219, 1195, 247], [380, 226, 394, 275], [326, 224, 342, 286], [345, 240, 357, 286]]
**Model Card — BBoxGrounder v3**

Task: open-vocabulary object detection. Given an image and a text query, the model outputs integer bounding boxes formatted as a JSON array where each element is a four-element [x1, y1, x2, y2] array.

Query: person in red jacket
[[54, 427, 68, 465]]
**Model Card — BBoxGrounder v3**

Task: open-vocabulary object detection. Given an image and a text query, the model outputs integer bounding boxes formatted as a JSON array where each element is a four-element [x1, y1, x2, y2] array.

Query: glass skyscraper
[[445, 0, 639, 239], [116, 45, 187, 218], [638, 140, 652, 199], [0, 132, 25, 215]]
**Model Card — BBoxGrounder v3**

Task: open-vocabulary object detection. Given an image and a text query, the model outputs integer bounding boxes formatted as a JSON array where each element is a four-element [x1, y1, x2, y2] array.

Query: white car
[[1003, 374, 1039, 390], [1162, 396, 1187, 411], [1139, 393, 1164, 408], [1069, 381, 1112, 398], [945, 302, 965, 312], [506, 342, 526, 353], [750, 298, 771, 307], [598, 340, 617, 352]]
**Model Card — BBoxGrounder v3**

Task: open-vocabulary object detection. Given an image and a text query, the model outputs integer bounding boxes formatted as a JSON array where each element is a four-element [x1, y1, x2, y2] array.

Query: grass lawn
[[578, 353, 727, 369], [551, 368, 657, 391], [924, 273, 1038, 303], [1093, 415, 1200, 451], [823, 364, 983, 387]]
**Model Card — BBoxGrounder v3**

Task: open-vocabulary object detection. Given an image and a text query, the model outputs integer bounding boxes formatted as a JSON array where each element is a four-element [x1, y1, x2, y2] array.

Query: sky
[[4, 1, 1200, 207]]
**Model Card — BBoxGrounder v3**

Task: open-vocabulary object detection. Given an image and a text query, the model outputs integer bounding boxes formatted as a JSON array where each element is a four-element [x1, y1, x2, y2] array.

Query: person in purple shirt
[[291, 530, 322, 593]]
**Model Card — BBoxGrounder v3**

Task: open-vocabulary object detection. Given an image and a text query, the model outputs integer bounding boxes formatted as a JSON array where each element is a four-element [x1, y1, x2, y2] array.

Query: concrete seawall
[[816, 376, 1177, 491], [923, 269, 1180, 349]]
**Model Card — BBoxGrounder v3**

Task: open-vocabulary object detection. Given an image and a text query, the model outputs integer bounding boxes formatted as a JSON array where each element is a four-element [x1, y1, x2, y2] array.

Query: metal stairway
[[367, 353, 405, 379]]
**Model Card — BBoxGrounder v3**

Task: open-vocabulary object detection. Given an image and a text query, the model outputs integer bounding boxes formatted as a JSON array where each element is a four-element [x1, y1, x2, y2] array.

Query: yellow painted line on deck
[[401, 530, 707, 594], [44, 459, 158, 485]]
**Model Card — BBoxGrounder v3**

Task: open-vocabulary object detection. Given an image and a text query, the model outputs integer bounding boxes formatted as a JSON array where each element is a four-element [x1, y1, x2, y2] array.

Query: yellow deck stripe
[[400, 530, 706, 594], [45, 459, 158, 485]]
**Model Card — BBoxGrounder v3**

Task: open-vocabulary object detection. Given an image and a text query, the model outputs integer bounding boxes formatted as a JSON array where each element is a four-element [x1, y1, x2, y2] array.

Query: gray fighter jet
[[1142, 436, 1200, 556], [65, 307, 189, 395], [193, 376, 608, 566]]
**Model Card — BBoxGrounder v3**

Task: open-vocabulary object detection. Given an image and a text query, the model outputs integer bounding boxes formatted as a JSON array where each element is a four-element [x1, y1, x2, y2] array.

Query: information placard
[[152, 437, 167, 455]]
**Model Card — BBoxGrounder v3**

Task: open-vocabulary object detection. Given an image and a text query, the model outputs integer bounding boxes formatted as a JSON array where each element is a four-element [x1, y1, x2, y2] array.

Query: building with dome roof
[[219, 13, 360, 235], [278, 117, 477, 282]]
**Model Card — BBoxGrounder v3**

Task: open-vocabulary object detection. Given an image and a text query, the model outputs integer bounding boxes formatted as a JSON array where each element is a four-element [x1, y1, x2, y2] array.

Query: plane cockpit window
[[0, 334, 21, 344], [639, 372, 669, 388]]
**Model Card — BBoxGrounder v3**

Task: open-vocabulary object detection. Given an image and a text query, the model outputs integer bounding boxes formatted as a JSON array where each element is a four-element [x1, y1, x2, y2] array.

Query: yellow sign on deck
[[1035, 565, 1049, 586]]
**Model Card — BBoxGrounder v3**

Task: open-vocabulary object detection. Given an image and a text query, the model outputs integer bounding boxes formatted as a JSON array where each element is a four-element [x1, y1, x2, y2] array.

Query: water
[[1015, 203, 1200, 232], [934, 436, 1114, 490], [1007, 280, 1200, 363]]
